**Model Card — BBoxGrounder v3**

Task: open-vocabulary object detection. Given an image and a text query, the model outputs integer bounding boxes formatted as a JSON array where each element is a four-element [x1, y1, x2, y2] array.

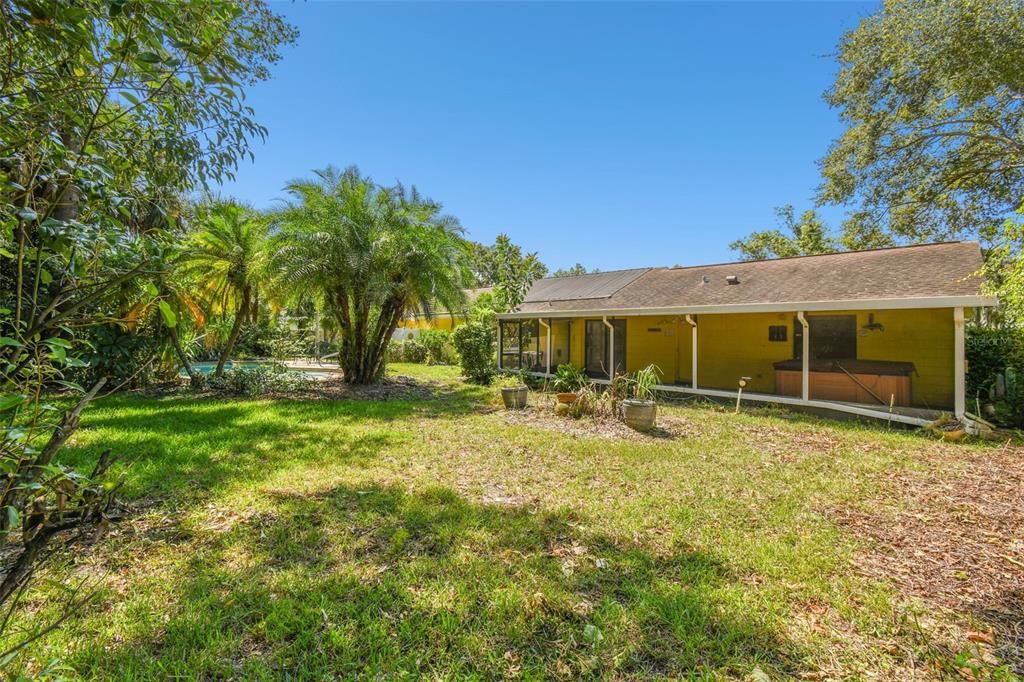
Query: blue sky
[[217, 1, 876, 272]]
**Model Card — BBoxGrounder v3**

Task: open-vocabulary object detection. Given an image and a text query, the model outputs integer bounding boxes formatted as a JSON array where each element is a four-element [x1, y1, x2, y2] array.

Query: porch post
[[602, 316, 614, 379], [954, 306, 965, 418], [496, 320, 503, 371], [539, 318, 551, 375], [797, 312, 809, 401], [685, 314, 698, 390]]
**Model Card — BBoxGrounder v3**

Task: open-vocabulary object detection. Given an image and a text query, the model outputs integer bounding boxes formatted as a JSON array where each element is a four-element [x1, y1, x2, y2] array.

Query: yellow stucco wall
[[533, 308, 955, 409], [853, 308, 954, 409], [696, 312, 794, 393]]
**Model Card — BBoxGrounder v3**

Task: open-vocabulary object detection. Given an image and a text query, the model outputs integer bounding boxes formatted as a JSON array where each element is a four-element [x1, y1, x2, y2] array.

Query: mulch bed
[[309, 374, 450, 401], [824, 442, 1024, 673], [500, 400, 690, 441]]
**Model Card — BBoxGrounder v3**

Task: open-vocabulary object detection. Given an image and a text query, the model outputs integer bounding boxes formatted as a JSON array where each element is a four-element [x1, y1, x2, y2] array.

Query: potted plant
[[551, 363, 588, 404], [929, 413, 967, 441], [621, 364, 662, 431], [497, 372, 529, 409]]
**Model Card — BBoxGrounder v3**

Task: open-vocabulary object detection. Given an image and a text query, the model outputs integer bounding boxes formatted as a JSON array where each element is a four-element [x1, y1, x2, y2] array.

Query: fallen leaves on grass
[[500, 402, 689, 441], [825, 443, 1024, 673]]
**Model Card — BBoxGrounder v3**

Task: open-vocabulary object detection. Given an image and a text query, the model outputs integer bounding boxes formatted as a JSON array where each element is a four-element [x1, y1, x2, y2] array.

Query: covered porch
[[497, 305, 970, 428]]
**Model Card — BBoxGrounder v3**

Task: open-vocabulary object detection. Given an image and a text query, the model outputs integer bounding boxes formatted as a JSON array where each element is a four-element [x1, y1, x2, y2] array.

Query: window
[[794, 315, 857, 360], [768, 325, 787, 342]]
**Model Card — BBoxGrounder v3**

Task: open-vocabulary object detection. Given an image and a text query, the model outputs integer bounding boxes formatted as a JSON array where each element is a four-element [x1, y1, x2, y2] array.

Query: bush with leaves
[[0, 0, 295, 666], [452, 322, 497, 384], [417, 330, 455, 365], [207, 364, 314, 397], [75, 324, 158, 389], [966, 326, 1024, 427]]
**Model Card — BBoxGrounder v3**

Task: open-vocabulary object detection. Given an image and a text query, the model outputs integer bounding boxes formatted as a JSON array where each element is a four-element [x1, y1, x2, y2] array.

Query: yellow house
[[496, 242, 996, 426], [395, 287, 493, 338]]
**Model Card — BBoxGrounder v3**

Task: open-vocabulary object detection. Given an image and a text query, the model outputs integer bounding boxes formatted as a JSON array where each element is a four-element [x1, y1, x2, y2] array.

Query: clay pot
[[501, 386, 528, 409], [622, 399, 657, 431]]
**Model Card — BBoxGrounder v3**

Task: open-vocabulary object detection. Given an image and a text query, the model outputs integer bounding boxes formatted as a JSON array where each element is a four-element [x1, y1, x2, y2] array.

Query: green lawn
[[8, 364, 1019, 680]]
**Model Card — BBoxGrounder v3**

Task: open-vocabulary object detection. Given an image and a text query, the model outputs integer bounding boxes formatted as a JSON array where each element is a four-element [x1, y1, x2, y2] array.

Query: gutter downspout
[[685, 314, 697, 390], [797, 312, 809, 401], [602, 315, 614, 379], [539, 318, 551, 375]]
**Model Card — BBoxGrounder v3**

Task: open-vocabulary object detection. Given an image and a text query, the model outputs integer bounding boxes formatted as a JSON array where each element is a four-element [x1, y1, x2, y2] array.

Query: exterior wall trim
[[496, 295, 997, 320]]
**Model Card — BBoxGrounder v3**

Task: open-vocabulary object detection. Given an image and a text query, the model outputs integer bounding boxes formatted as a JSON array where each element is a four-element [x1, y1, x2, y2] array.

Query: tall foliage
[[819, 0, 1024, 245], [0, 0, 294, 663], [183, 202, 268, 377], [730, 206, 839, 261], [270, 167, 471, 384]]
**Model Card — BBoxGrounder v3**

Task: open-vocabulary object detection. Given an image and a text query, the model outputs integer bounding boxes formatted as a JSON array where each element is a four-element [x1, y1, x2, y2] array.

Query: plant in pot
[[497, 371, 529, 409], [621, 364, 662, 431], [552, 364, 588, 404]]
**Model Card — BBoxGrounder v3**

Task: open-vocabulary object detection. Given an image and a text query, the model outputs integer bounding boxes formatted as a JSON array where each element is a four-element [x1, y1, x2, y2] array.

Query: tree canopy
[[552, 263, 597, 278], [729, 206, 838, 261], [269, 166, 471, 384], [819, 0, 1024, 245]]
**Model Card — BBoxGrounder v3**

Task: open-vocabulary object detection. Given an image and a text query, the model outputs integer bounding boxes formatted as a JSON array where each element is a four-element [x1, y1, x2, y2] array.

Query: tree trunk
[[168, 324, 199, 385], [215, 288, 250, 378]]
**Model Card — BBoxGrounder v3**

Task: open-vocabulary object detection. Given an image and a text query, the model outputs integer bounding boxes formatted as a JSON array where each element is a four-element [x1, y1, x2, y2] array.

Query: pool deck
[[284, 360, 343, 378]]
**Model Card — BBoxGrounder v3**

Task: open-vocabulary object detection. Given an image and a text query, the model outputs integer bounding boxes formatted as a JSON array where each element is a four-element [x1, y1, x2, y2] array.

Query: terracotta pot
[[940, 428, 966, 442], [556, 392, 578, 404], [501, 386, 528, 409], [622, 399, 657, 431]]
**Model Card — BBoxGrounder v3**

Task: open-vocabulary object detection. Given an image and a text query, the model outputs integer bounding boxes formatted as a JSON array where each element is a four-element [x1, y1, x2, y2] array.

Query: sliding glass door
[[584, 319, 625, 377]]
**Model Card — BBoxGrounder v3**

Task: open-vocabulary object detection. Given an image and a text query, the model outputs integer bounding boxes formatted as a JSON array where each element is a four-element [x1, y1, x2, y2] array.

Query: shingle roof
[[511, 242, 991, 316]]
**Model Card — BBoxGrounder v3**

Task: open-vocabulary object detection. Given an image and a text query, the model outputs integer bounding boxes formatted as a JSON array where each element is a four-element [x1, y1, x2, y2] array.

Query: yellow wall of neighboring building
[[397, 316, 459, 333], [522, 308, 955, 409]]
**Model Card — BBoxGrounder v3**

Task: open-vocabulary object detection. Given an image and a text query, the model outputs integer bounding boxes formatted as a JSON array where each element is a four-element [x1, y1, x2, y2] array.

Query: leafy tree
[[0, 0, 294, 662], [468, 235, 548, 294], [183, 202, 268, 378], [552, 263, 597, 278], [819, 0, 1024, 244], [269, 166, 472, 384], [451, 291, 500, 384], [729, 206, 838, 261]]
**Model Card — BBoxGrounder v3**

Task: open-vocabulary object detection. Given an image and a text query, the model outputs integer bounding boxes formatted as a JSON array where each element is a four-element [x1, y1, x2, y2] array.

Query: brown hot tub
[[773, 358, 916, 406]]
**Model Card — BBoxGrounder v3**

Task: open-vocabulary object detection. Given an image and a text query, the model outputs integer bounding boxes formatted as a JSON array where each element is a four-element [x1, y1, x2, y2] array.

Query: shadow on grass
[[64, 483, 805, 679], [60, 379, 491, 501]]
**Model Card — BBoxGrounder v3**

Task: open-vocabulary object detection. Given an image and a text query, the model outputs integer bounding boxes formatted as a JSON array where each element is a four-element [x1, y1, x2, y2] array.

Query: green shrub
[[207, 364, 314, 397], [417, 330, 456, 365], [386, 338, 428, 364], [451, 321, 496, 384], [76, 323, 157, 388], [966, 326, 1024, 426], [551, 363, 588, 393]]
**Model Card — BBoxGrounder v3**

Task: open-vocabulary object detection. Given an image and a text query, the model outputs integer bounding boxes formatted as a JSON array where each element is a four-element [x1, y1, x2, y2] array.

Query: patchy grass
[[5, 364, 1021, 680]]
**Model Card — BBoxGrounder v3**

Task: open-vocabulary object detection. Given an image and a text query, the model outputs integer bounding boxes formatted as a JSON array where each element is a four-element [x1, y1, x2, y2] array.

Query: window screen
[[794, 315, 857, 360]]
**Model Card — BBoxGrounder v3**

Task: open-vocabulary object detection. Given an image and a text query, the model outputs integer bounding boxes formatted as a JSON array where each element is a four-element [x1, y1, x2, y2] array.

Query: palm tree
[[268, 166, 471, 384], [183, 202, 268, 378]]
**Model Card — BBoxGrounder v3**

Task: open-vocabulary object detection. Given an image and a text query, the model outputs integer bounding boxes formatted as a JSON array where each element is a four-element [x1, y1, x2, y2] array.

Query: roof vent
[[726, 275, 740, 285], [701, 275, 710, 284]]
